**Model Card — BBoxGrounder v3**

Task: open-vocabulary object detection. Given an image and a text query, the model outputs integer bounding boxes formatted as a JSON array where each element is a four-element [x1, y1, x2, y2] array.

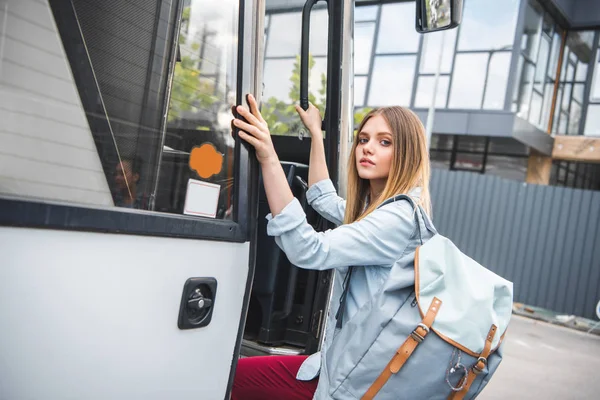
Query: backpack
[[326, 195, 513, 400]]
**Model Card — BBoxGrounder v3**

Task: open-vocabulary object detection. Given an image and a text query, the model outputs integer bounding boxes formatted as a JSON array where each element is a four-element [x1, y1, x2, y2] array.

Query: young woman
[[231, 94, 435, 400]]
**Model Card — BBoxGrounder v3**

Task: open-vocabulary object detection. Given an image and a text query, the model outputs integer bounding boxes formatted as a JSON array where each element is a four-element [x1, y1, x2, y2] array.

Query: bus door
[[241, 0, 349, 357], [0, 0, 262, 398]]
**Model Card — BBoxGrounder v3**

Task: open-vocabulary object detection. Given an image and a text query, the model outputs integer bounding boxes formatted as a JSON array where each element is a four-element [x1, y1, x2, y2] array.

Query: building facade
[[263, 0, 600, 190]]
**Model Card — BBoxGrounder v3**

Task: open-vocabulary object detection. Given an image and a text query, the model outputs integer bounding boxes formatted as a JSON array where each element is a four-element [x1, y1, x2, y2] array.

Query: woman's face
[[355, 114, 394, 185]]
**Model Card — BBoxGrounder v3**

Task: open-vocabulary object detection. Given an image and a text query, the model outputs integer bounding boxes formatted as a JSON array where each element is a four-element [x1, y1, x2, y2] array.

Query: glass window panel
[[513, 56, 524, 103], [355, 5, 378, 21], [449, 53, 488, 109], [485, 156, 527, 181], [420, 29, 457, 74], [458, 0, 519, 51], [1, 0, 240, 216], [585, 104, 600, 135], [199, 39, 220, 75], [541, 82, 554, 129], [262, 59, 295, 102], [430, 134, 454, 151], [308, 10, 329, 56], [576, 61, 588, 82], [160, 0, 239, 217], [516, 62, 535, 118], [566, 62, 575, 81], [453, 152, 485, 172], [311, 57, 328, 106], [556, 163, 566, 183], [369, 56, 416, 106], [376, 2, 420, 53], [566, 169, 576, 187], [354, 76, 367, 107], [534, 37, 550, 92], [548, 32, 562, 78], [355, 22, 375, 74], [519, 1, 542, 59], [561, 83, 572, 109], [484, 52, 511, 109], [572, 83, 585, 102], [529, 91, 543, 126], [457, 136, 487, 152], [568, 102, 581, 135], [552, 86, 562, 133], [266, 13, 301, 57], [558, 111, 569, 134], [591, 50, 600, 101], [430, 151, 451, 170], [415, 76, 450, 108], [570, 51, 577, 63]]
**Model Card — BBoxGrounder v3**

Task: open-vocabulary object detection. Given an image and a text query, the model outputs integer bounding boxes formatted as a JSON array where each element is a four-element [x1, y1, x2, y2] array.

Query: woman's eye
[[358, 138, 368, 144], [381, 140, 392, 146]]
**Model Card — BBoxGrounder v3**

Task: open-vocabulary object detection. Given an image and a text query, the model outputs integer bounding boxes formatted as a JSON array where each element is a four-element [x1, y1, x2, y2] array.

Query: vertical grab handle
[[300, 0, 324, 111]]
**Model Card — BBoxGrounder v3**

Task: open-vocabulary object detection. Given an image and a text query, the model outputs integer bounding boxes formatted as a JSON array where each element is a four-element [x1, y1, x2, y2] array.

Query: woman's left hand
[[232, 94, 278, 165]]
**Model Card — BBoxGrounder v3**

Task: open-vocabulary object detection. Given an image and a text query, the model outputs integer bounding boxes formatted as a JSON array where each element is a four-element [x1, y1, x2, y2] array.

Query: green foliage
[[168, 9, 368, 134], [261, 55, 330, 136], [353, 107, 374, 128], [168, 55, 218, 122]]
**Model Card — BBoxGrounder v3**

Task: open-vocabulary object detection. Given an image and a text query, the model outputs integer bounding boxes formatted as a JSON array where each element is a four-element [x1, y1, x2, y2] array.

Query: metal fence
[[430, 169, 600, 320]]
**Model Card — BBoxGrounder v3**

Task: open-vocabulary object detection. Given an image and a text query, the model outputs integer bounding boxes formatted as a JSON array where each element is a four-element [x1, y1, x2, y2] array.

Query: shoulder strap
[[335, 195, 430, 329], [380, 194, 429, 245]]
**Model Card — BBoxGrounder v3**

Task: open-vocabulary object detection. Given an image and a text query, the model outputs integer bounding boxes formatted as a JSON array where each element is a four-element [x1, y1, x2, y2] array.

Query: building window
[[415, 29, 456, 109], [447, 0, 519, 110], [375, 2, 420, 54], [369, 56, 416, 106], [585, 46, 600, 136], [551, 31, 595, 135], [514, 1, 596, 135], [550, 161, 600, 190], [429, 135, 529, 182], [513, 1, 565, 129]]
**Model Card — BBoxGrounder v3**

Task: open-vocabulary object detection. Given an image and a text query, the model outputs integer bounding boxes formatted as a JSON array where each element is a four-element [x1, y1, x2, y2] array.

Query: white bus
[[0, 0, 459, 398]]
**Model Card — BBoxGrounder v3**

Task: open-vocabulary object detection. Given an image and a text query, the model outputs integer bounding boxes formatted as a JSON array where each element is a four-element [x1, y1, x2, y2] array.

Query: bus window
[[0, 0, 239, 220]]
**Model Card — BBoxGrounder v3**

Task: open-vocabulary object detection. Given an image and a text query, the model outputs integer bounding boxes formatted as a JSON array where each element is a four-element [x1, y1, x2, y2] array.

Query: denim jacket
[[266, 179, 435, 399]]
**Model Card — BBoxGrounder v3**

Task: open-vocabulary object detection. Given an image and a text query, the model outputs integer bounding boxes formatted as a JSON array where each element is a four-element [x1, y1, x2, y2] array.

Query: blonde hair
[[343, 106, 432, 224]]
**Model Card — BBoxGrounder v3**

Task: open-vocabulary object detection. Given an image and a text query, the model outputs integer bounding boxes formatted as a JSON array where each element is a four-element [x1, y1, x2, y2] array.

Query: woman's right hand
[[295, 103, 323, 135]]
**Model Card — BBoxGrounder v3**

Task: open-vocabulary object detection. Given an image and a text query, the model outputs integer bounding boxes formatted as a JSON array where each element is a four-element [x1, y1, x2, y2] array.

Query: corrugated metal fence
[[430, 169, 600, 320]]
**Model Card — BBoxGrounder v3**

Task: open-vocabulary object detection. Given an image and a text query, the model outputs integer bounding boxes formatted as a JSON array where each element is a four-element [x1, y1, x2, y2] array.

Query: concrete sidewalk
[[480, 315, 600, 399]]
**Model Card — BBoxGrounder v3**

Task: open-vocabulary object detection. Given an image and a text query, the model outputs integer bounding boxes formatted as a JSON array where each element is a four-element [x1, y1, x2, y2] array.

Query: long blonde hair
[[343, 106, 431, 224]]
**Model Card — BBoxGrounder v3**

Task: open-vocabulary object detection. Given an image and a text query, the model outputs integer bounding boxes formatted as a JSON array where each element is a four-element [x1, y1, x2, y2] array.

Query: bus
[[0, 0, 460, 398]]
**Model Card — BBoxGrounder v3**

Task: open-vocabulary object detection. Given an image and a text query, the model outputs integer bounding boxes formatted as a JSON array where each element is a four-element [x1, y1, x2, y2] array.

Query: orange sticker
[[189, 143, 223, 179]]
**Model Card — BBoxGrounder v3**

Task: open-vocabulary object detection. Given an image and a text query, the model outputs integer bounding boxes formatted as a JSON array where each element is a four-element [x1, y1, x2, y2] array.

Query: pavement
[[480, 315, 600, 399]]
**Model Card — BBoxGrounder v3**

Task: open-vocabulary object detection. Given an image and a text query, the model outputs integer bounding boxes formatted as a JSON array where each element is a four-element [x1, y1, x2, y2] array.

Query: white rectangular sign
[[183, 179, 220, 218]]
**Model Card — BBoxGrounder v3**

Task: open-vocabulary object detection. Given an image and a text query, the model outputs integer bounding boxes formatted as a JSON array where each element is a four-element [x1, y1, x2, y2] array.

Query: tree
[[261, 54, 327, 136]]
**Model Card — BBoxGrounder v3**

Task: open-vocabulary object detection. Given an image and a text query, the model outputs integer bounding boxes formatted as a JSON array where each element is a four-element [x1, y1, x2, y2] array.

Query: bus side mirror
[[415, 0, 463, 33]]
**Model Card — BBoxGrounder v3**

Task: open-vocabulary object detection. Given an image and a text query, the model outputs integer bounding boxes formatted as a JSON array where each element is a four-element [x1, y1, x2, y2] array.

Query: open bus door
[[241, 0, 463, 358], [0, 0, 263, 398]]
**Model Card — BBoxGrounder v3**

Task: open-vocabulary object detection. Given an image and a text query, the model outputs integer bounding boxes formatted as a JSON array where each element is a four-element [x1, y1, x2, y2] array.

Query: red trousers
[[231, 355, 319, 400]]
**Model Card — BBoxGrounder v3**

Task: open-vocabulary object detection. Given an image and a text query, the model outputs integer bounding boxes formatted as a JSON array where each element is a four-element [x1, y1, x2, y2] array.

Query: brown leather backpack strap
[[361, 297, 442, 400], [448, 324, 497, 400]]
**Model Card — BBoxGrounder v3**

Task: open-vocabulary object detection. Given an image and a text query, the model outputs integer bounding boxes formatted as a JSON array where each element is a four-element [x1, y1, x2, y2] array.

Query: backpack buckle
[[411, 323, 430, 343], [472, 357, 487, 374]]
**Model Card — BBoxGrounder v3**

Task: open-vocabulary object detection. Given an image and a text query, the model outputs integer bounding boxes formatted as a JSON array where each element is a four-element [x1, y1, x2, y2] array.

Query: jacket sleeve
[[266, 197, 417, 271], [306, 179, 346, 226]]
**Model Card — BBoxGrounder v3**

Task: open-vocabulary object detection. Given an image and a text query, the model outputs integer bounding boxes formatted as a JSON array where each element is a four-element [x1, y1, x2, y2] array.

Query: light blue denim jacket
[[266, 179, 435, 398]]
